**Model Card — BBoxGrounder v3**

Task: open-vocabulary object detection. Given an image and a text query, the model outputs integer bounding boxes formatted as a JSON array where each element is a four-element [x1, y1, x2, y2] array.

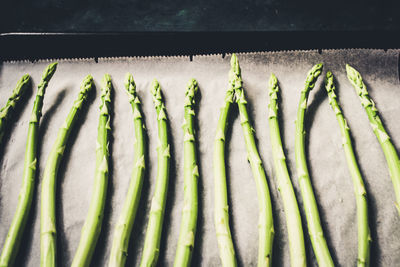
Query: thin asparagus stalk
[[232, 54, 274, 267], [139, 80, 171, 267], [294, 63, 334, 266], [268, 73, 306, 267], [0, 74, 31, 144], [72, 74, 112, 267], [213, 60, 237, 267], [346, 64, 400, 216], [174, 79, 200, 267], [325, 71, 370, 267], [40, 74, 94, 267], [108, 73, 146, 267], [0, 65, 55, 267]]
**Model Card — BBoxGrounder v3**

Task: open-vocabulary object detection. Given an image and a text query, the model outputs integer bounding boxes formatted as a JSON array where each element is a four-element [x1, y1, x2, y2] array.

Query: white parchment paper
[[0, 50, 399, 266]]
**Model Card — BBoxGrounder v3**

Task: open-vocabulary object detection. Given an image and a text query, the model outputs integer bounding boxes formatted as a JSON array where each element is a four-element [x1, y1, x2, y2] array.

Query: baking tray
[[0, 32, 400, 266]]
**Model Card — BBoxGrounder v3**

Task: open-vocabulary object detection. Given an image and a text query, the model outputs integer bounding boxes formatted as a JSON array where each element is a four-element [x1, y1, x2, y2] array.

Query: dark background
[[1, 0, 399, 32], [0, 0, 399, 59]]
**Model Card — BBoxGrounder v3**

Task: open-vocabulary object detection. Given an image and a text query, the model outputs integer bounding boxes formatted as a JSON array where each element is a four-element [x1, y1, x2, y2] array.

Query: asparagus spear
[[268, 73, 306, 267], [232, 54, 274, 267], [213, 60, 237, 267], [174, 79, 200, 267], [0, 74, 31, 144], [325, 71, 370, 267], [72, 74, 112, 267], [108, 73, 145, 267], [40, 74, 94, 267], [294, 63, 334, 266], [0, 64, 56, 267], [346, 64, 400, 216], [140, 80, 171, 267]]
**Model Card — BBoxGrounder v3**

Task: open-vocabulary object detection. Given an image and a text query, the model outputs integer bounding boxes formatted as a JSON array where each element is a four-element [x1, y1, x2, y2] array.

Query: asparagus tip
[[80, 75, 94, 93], [14, 74, 31, 94], [102, 73, 112, 85], [186, 78, 198, 93], [345, 64, 358, 79], [324, 71, 335, 92], [230, 53, 240, 76], [42, 62, 58, 82], [124, 73, 136, 93], [150, 79, 160, 95], [125, 72, 134, 84], [304, 63, 324, 90], [229, 53, 242, 102], [21, 74, 31, 83], [268, 73, 278, 89]]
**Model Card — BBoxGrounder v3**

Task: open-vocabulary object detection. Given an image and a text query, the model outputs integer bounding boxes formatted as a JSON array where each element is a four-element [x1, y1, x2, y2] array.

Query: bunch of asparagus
[[1, 54, 400, 267]]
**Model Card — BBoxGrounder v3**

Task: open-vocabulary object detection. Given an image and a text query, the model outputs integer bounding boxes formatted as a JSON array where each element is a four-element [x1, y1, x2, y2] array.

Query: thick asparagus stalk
[[213, 60, 237, 267], [325, 71, 370, 266], [346, 64, 400, 216], [0, 74, 31, 144], [268, 73, 306, 267], [232, 54, 274, 267], [40, 74, 94, 267], [108, 73, 146, 267], [72, 74, 112, 267], [0, 64, 56, 267], [294, 63, 334, 266], [140, 80, 171, 267], [174, 79, 200, 267]]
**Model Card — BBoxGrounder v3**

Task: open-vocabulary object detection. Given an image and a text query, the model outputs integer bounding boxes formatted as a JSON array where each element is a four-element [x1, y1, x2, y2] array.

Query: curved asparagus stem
[[0, 74, 31, 144], [294, 63, 334, 266], [40, 74, 93, 267], [213, 60, 237, 267], [140, 80, 170, 267], [0, 65, 56, 267], [325, 71, 370, 267], [72, 74, 112, 267], [174, 79, 200, 267], [108, 73, 146, 267], [268, 73, 306, 267], [232, 54, 274, 267], [346, 64, 400, 217]]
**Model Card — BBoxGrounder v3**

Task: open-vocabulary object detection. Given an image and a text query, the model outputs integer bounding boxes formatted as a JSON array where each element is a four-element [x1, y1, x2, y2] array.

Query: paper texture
[[0, 50, 399, 266]]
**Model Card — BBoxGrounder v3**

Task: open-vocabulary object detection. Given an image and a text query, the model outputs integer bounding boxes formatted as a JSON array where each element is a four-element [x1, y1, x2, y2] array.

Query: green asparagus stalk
[[0, 64, 56, 267], [268, 73, 306, 267], [213, 60, 237, 267], [325, 71, 370, 267], [72, 74, 112, 267], [174, 79, 200, 267], [0, 74, 31, 144], [346, 64, 400, 216], [40, 74, 94, 267], [139, 79, 171, 267], [108, 73, 146, 267], [232, 54, 274, 267], [294, 63, 334, 266]]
